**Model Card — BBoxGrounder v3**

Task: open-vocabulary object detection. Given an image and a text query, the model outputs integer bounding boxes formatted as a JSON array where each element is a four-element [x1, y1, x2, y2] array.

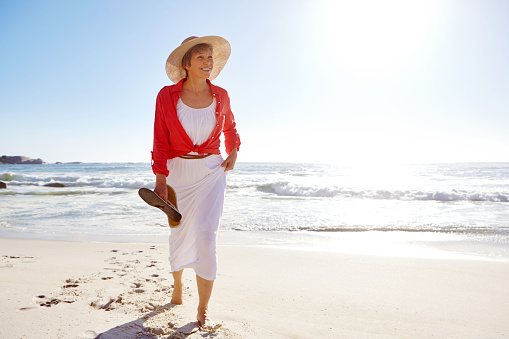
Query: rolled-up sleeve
[[151, 90, 170, 176], [222, 91, 241, 155]]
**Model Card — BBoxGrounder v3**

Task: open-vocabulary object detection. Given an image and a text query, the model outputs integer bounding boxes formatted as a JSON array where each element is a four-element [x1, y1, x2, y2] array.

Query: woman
[[151, 36, 240, 327]]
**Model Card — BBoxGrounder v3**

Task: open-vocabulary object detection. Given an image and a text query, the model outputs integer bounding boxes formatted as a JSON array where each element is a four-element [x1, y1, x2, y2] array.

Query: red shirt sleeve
[[222, 90, 241, 154], [151, 88, 171, 176]]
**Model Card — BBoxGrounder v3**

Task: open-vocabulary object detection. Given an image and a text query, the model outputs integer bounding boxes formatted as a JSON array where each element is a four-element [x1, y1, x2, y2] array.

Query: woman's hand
[[154, 173, 168, 201], [221, 148, 237, 171]]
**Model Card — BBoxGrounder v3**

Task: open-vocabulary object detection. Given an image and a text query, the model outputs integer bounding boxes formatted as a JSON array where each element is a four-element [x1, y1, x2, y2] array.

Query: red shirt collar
[[170, 78, 220, 96]]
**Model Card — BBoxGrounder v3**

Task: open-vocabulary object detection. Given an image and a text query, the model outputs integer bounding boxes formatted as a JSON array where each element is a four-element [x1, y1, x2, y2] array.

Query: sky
[[1, 0, 508, 165]]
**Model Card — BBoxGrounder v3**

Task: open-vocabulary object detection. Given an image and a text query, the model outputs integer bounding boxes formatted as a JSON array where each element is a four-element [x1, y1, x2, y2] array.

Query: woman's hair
[[181, 43, 213, 77]]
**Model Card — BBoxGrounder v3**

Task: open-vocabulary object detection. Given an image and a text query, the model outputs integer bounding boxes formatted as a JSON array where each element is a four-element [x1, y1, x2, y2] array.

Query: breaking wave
[[0, 171, 151, 190], [257, 181, 509, 202]]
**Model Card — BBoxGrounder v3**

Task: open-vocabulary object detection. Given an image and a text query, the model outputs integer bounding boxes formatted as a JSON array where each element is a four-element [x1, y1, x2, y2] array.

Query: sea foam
[[258, 181, 509, 202]]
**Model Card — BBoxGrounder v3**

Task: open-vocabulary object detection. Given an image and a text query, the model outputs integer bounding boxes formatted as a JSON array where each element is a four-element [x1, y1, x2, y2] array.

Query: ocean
[[1, 162, 508, 261]]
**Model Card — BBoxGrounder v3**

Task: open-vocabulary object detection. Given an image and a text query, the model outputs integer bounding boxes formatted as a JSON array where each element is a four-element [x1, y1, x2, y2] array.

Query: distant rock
[[44, 183, 65, 187], [0, 155, 45, 165], [0, 181, 6, 189]]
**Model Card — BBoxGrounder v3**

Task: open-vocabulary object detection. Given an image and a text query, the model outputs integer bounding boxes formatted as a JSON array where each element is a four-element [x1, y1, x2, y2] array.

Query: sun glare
[[317, 0, 437, 82]]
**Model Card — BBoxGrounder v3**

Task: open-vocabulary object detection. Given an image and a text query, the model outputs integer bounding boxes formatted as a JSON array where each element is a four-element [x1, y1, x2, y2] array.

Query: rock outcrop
[[44, 183, 65, 187], [0, 181, 6, 189], [0, 156, 45, 165]]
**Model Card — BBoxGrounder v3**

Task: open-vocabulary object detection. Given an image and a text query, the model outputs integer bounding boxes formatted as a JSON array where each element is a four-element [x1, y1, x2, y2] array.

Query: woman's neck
[[182, 76, 209, 95]]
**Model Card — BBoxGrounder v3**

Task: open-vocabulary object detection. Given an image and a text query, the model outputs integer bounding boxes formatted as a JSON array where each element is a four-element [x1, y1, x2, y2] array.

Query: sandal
[[138, 185, 181, 227]]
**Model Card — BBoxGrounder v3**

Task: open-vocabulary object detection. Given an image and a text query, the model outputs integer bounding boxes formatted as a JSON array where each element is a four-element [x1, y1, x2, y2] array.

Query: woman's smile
[[187, 50, 214, 78]]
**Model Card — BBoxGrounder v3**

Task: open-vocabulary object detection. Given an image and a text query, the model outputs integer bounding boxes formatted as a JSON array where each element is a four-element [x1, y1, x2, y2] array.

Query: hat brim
[[166, 36, 231, 83]]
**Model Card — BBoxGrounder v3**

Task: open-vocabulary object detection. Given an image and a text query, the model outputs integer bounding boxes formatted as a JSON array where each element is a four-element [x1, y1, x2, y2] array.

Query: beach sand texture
[[1, 237, 508, 339]]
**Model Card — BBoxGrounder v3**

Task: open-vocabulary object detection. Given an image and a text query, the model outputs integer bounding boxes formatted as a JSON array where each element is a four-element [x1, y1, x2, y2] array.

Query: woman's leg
[[171, 270, 183, 305], [196, 274, 214, 325]]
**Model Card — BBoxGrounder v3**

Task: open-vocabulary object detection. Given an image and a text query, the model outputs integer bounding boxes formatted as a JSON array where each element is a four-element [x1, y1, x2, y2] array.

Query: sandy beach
[[1, 235, 508, 338]]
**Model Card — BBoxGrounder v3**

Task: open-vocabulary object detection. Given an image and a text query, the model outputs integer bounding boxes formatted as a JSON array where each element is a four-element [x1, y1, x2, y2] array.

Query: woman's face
[[185, 48, 213, 80]]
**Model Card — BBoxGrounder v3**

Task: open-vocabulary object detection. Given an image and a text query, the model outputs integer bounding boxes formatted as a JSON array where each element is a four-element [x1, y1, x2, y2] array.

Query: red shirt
[[151, 79, 241, 176]]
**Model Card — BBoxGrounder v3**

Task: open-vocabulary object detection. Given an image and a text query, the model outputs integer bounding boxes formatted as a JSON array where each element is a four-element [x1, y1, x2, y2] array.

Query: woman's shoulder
[[157, 83, 181, 97], [209, 82, 229, 98]]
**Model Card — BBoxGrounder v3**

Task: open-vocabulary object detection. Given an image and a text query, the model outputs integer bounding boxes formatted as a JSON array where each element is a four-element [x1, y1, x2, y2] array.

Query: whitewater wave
[[0, 190, 108, 196], [0, 172, 151, 189], [258, 183, 339, 197], [0, 172, 24, 181], [257, 181, 509, 202]]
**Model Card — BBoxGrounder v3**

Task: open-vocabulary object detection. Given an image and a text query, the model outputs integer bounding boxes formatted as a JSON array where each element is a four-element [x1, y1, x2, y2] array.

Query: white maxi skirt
[[166, 155, 226, 281]]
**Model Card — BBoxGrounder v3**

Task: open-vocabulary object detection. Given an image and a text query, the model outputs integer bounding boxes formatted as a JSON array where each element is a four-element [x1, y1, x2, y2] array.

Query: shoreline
[[1, 228, 508, 263], [1, 236, 509, 338]]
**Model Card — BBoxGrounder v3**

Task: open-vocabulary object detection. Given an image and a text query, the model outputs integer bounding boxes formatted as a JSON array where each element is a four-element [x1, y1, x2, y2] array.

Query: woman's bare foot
[[197, 307, 222, 330], [170, 284, 182, 305], [171, 270, 183, 305], [197, 307, 209, 326]]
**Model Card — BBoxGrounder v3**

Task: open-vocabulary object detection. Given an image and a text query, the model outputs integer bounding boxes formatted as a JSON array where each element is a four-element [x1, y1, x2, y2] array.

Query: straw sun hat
[[165, 35, 231, 83]]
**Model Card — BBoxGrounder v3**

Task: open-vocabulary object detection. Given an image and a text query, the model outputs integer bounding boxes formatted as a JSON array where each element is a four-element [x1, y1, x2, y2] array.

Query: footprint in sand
[[90, 297, 119, 310], [38, 297, 75, 307], [62, 283, 79, 288], [17, 306, 36, 311], [1, 255, 36, 267], [79, 330, 97, 338]]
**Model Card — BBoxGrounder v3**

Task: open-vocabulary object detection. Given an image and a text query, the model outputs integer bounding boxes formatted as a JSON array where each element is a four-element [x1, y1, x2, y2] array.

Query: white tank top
[[176, 98, 216, 146]]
